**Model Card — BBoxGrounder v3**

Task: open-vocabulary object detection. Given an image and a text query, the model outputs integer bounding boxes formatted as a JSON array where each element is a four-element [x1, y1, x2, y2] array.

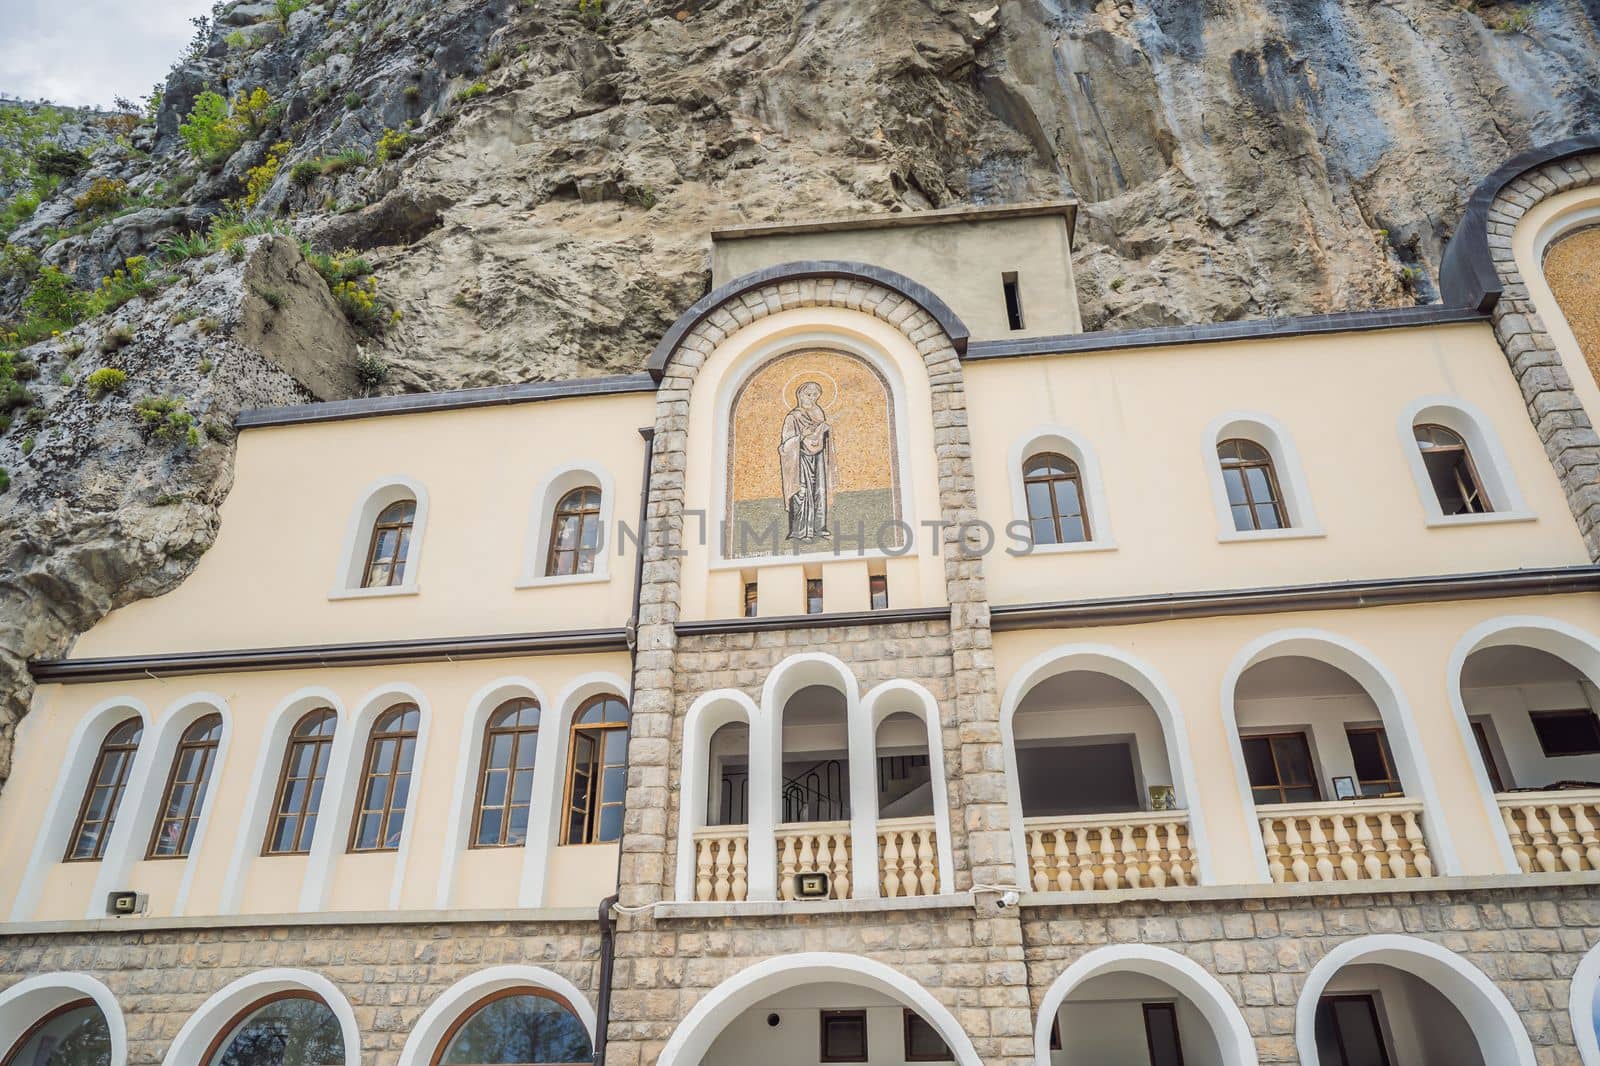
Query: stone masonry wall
[[1484, 150, 1600, 559], [0, 920, 598, 1066]]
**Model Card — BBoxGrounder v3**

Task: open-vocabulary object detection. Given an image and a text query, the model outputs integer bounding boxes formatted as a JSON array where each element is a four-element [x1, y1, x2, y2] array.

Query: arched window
[[265, 710, 337, 856], [546, 487, 602, 577], [434, 989, 592, 1066], [1414, 424, 1492, 515], [563, 695, 629, 845], [65, 717, 142, 862], [203, 992, 344, 1066], [349, 705, 419, 852], [2, 999, 110, 1066], [148, 714, 223, 859], [361, 500, 416, 588], [1023, 452, 1089, 545], [474, 699, 541, 848], [1217, 439, 1285, 531]]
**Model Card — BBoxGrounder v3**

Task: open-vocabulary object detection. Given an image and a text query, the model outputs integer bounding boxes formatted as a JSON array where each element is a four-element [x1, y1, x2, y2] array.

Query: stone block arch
[[162, 968, 359, 1066]]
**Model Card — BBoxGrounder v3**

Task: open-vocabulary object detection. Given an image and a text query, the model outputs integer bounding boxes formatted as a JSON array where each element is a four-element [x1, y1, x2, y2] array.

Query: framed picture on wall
[[1332, 776, 1358, 801]]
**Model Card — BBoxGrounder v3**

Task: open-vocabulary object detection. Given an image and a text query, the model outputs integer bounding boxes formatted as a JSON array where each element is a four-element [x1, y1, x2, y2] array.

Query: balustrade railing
[[691, 827, 749, 902], [1259, 799, 1433, 883], [1498, 789, 1600, 874], [1024, 812, 1195, 892], [877, 816, 939, 897], [778, 820, 852, 900]]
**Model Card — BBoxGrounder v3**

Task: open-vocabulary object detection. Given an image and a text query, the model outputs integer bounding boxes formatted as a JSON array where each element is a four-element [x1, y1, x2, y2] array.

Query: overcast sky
[[0, 0, 214, 108]]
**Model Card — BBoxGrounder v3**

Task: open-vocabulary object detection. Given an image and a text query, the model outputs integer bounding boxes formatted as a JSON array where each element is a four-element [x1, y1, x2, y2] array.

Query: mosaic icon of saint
[[779, 381, 836, 542]]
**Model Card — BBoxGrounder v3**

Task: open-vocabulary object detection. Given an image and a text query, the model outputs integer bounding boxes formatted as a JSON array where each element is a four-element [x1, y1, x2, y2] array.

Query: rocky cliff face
[[1, 0, 1598, 782]]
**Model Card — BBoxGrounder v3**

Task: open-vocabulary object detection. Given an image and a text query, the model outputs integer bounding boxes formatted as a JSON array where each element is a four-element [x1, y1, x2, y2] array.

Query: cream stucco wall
[[967, 321, 1588, 606], [992, 592, 1600, 886], [71, 390, 653, 659], [0, 652, 628, 922], [711, 209, 1081, 340]]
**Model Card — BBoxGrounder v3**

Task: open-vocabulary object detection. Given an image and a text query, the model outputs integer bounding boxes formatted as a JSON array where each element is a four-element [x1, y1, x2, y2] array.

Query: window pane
[[1531, 710, 1600, 756], [514, 733, 538, 769], [476, 809, 502, 847], [8, 1003, 112, 1066], [1025, 481, 1055, 522], [438, 993, 593, 1064], [1272, 735, 1315, 786], [1242, 738, 1279, 788], [1253, 500, 1283, 530], [555, 515, 579, 549], [1222, 468, 1249, 506], [597, 804, 623, 842], [208, 995, 345, 1066], [821, 1011, 868, 1061], [905, 1012, 951, 1060], [1347, 731, 1389, 783], [1423, 451, 1468, 514], [1230, 503, 1256, 531], [1051, 478, 1083, 519], [1143, 1004, 1184, 1066], [482, 770, 507, 808], [1031, 517, 1059, 545], [488, 733, 513, 769]]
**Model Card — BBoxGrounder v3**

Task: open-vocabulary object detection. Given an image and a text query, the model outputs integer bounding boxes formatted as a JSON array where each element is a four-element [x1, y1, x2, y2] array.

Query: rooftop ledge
[[709, 199, 1078, 242]]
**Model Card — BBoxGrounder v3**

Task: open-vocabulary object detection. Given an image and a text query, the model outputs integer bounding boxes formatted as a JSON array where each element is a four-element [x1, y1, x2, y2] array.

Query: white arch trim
[[1203, 411, 1323, 541], [863, 680, 956, 892], [1398, 396, 1532, 526], [397, 964, 597, 1066], [330, 474, 429, 599], [1446, 615, 1600, 874], [517, 461, 617, 586], [435, 676, 552, 908], [1573, 938, 1600, 1066], [674, 689, 763, 901], [9, 696, 152, 922], [89, 693, 233, 919], [302, 682, 432, 911], [1033, 945, 1257, 1066], [999, 644, 1214, 887], [656, 952, 982, 1066], [1221, 629, 1461, 879], [1295, 935, 1535, 1066], [0, 973, 127, 1066], [1007, 424, 1116, 553], [220, 687, 343, 914], [162, 968, 359, 1066]]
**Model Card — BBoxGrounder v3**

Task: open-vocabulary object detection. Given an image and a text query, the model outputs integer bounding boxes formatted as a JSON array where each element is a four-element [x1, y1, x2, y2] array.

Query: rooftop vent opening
[[1002, 271, 1025, 331]]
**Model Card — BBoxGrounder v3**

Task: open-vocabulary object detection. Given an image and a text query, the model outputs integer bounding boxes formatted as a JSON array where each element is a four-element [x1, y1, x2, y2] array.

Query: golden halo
[[781, 369, 839, 410]]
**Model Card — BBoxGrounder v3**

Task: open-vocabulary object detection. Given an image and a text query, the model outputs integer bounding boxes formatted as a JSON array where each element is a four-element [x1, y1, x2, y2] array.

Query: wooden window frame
[[1242, 730, 1321, 805], [361, 499, 416, 589], [818, 1008, 869, 1063], [427, 986, 587, 1066], [561, 696, 630, 846], [1529, 708, 1600, 757], [1472, 720, 1508, 792], [902, 1008, 952, 1062], [1344, 726, 1402, 797], [146, 713, 223, 860], [347, 705, 419, 854], [1023, 451, 1091, 545], [545, 486, 603, 578], [471, 699, 541, 849], [1319, 993, 1393, 1066], [199, 990, 335, 1066], [263, 709, 337, 856], [869, 574, 889, 610], [806, 577, 824, 615], [2, 997, 97, 1066], [1141, 1002, 1186, 1066], [64, 716, 142, 862], [1218, 438, 1287, 531], [743, 582, 758, 618], [1415, 423, 1492, 515]]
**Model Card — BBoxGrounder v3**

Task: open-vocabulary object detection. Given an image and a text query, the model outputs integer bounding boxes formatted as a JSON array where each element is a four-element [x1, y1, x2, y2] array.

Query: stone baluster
[[917, 829, 937, 895], [831, 833, 850, 899], [1145, 824, 1167, 888], [1284, 817, 1310, 883], [1309, 815, 1333, 882], [1075, 828, 1095, 892], [1054, 829, 1072, 893], [1261, 818, 1285, 883], [1573, 804, 1600, 871], [882, 831, 902, 898], [1333, 815, 1359, 881], [696, 837, 715, 902], [1028, 830, 1048, 892], [779, 835, 798, 900], [731, 836, 748, 902], [1120, 824, 1141, 888], [1400, 810, 1431, 878], [1379, 812, 1406, 878], [1098, 826, 1119, 890], [1357, 814, 1384, 880], [1522, 805, 1557, 873], [1503, 807, 1534, 873], [713, 837, 733, 901], [900, 832, 920, 897], [1548, 805, 1581, 873], [1166, 822, 1188, 886]]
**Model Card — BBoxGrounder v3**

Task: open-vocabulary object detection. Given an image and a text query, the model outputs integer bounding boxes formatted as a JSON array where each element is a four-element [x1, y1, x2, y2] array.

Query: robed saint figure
[[779, 381, 836, 541]]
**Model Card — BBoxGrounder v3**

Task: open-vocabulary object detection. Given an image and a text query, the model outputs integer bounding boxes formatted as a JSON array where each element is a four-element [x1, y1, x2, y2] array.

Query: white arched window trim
[[329, 475, 428, 599], [1033, 945, 1258, 1066], [1220, 629, 1461, 880], [1399, 397, 1533, 526], [1007, 425, 1115, 555], [674, 690, 762, 902], [219, 688, 343, 915], [301, 683, 432, 912], [162, 969, 359, 1066], [862, 680, 956, 892], [1203, 412, 1323, 542], [89, 693, 232, 919], [999, 644, 1214, 889], [397, 965, 598, 1066], [1574, 938, 1600, 1066], [9, 698, 152, 922], [517, 462, 616, 587], [0, 973, 127, 1066], [1294, 935, 1535, 1066]]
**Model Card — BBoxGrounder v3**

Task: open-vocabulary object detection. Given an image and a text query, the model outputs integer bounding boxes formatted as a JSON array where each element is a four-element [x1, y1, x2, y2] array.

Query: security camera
[[996, 890, 1020, 908]]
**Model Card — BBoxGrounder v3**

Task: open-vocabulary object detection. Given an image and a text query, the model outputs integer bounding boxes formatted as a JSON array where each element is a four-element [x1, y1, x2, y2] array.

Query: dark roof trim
[[989, 566, 1600, 631], [235, 373, 658, 430], [30, 628, 631, 684], [966, 305, 1489, 363], [1440, 135, 1600, 312], [646, 261, 970, 381], [675, 605, 950, 636]]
